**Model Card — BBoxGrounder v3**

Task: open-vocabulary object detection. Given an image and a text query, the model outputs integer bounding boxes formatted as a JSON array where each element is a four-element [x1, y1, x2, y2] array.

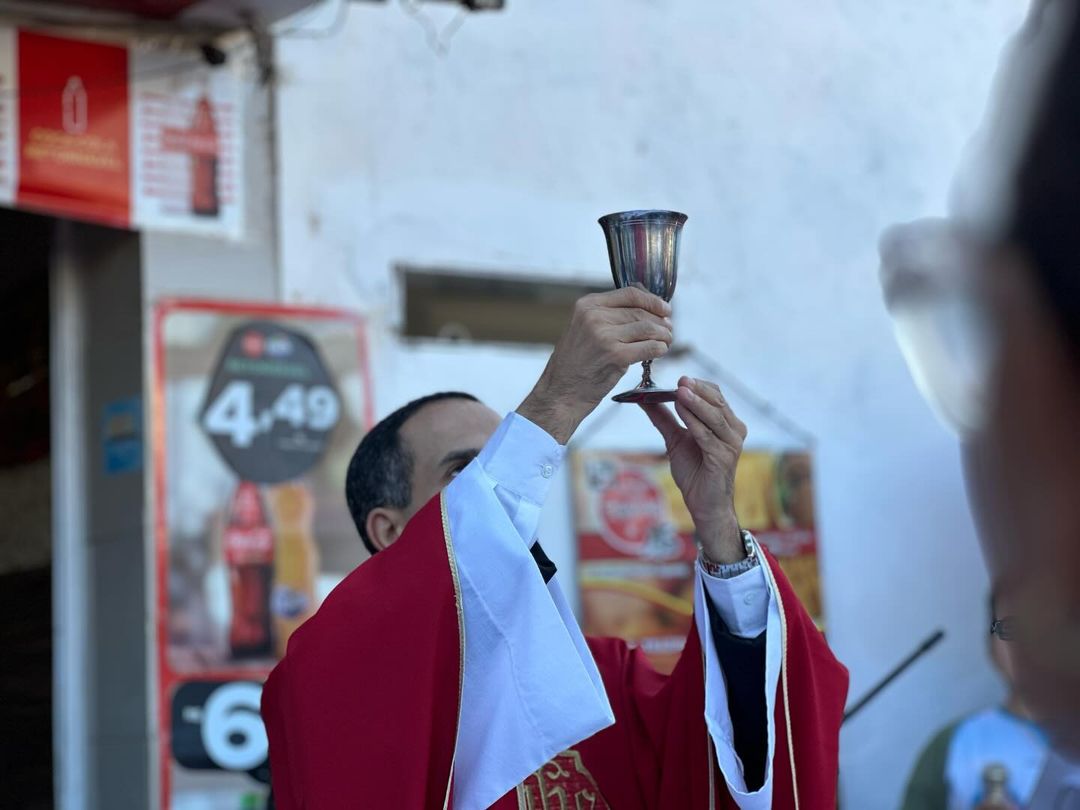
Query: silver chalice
[[598, 209, 687, 403]]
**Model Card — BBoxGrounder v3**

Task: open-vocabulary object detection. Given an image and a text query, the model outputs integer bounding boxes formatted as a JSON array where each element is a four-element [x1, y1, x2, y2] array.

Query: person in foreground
[[880, 0, 1080, 761], [261, 287, 848, 809], [901, 597, 1050, 809]]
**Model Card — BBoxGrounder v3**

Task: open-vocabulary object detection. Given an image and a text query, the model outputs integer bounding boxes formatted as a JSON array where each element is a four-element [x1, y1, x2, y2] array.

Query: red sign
[[240, 329, 265, 358], [0, 26, 244, 237], [599, 468, 666, 554], [16, 31, 131, 226]]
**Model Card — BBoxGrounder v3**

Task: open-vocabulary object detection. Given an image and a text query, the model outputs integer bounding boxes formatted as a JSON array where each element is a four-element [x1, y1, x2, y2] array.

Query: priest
[[262, 287, 848, 809]]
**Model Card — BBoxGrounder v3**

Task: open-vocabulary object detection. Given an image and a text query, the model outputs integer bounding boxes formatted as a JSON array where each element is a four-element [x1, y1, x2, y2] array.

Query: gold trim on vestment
[[757, 538, 799, 809], [440, 494, 467, 810], [706, 698, 717, 810]]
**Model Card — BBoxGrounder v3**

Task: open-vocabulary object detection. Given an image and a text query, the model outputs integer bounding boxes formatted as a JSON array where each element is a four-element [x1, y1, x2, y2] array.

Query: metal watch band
[[698, 529, 759, 579]]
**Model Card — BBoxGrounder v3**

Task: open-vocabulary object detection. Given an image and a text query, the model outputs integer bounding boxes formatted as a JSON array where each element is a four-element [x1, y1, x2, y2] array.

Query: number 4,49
[[204, 381, 340, 448]]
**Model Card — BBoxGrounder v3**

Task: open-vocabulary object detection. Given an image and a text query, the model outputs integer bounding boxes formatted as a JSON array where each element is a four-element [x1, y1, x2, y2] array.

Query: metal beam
[[50, 220, 91, 810]]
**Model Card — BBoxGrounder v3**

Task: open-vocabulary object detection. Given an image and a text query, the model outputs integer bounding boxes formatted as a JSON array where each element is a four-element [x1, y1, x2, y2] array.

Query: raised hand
[[642, 377, 747, 564], [518, 288, 672, 444]]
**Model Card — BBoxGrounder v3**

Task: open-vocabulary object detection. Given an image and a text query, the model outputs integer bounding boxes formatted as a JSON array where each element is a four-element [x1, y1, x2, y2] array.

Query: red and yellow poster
[[731, 449, 822, 623], [153, 300, 373, 810], [573, 448, 823, 674]]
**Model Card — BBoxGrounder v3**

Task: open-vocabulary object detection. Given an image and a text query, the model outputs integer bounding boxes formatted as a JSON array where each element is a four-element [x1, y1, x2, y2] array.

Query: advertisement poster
[[0, 28, 243, 237], [731, 449, 822, 624], [131, 48, 243, 238], [15, 30, 131, 225], [153, 300, 373, 810], [572, 451, 699, 675], [573, 449, 823, 674]]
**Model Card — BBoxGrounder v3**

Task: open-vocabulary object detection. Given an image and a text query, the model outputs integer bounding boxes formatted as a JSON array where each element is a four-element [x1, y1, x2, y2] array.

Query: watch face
[[742, 531, 757, 559]]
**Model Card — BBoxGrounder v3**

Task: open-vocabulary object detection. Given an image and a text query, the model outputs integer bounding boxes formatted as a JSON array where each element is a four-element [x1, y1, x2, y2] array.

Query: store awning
[[19, 0, 321, 26]]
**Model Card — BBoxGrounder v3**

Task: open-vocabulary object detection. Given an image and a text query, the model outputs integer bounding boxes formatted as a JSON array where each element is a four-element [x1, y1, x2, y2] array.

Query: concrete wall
[[275, 2, 1027, 806]]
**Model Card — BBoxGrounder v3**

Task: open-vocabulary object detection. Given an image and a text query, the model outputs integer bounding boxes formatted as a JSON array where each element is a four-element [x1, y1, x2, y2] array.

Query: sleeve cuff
[[699, 562, 769, 638], [476, 412, 566, 505]]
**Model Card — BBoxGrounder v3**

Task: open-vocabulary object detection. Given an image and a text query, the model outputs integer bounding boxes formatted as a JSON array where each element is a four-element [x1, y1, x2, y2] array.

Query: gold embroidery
[[706, 723, 716, 810], [702, 646, 716, 810], [543, 759, 572, 781], [516, 749, 609, 810]]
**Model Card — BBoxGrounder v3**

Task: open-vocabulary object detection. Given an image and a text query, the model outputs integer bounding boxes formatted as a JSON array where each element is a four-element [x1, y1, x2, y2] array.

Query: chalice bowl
[[598, 209, 687, 403]]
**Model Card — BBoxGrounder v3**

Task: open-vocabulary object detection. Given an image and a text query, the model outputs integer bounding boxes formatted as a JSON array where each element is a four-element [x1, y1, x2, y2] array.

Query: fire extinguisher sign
[[154, 301, 373, 810]]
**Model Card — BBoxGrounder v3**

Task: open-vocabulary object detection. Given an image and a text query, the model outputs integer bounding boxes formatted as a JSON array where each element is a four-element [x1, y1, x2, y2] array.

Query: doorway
[[0, 207, 55, 809]]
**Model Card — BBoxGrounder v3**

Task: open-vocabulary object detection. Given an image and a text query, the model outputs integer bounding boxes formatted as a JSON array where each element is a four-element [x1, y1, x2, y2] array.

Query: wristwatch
[[698, 529, 759, 579]]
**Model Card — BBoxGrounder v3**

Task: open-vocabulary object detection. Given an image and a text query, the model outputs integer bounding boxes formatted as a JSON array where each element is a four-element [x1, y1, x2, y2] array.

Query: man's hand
[[517, 288, 672, 444], [642, 377, 747, 564]]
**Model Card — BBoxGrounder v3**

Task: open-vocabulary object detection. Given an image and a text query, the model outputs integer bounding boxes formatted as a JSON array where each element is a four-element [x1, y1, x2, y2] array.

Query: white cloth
[[697, 554, 781, 810], [945, 708, 1050, 809], [446, 412, 777, 810]]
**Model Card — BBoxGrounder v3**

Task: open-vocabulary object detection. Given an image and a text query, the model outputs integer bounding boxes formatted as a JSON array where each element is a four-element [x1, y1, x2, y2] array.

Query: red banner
[[16, 31, 131, 226]]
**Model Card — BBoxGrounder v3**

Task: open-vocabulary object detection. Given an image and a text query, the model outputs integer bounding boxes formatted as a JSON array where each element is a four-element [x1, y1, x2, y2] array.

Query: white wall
[[143, 43, 279, 303], [276, 2, 1027, 806]]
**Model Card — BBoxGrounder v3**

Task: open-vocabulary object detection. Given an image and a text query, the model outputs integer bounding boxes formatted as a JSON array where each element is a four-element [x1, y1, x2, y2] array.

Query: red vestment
[[262, 494, 848, 809]]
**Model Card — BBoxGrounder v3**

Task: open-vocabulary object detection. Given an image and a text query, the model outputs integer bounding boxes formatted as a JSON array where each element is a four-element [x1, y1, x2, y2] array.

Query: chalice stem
[[640, 360, 655, 389]]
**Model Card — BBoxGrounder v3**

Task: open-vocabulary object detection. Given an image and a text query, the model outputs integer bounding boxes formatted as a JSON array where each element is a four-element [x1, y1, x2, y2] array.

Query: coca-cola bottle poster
[[131, 47, 243, 239], [153, 300, 372, 810]]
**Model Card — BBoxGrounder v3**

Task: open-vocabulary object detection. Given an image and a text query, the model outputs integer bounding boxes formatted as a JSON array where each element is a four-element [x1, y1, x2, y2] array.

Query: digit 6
[[200, 682, 267, 772]]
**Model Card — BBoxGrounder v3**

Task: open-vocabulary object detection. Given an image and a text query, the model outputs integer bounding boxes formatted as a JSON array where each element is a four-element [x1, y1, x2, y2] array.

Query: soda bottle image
[[268, 482, 319, 658], [190, 92, 220, 217], [61, 76, 87, 134], [224, 481, 274, 659]]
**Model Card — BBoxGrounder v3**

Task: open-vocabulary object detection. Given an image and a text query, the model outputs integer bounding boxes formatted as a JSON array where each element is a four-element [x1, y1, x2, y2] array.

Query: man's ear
[[366, 506, 406, 552]]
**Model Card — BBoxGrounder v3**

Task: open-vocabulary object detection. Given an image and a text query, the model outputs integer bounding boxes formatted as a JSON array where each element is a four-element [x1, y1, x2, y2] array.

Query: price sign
[[200, 322, 341, 483], [157, 301, 371, 810], [171, 680, 270, 784]]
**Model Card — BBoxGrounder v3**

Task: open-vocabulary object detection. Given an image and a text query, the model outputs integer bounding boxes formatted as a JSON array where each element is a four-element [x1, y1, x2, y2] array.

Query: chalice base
[[611, 385, 679, 404]]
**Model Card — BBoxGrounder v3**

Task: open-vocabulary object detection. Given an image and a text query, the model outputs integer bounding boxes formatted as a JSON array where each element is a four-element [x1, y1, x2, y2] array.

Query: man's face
[[961, 252, 1080, 753], [398, 398, 503, 522]]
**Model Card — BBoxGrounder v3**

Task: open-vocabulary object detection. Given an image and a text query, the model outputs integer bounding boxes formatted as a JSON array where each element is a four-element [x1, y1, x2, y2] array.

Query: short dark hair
[[345, 392, 479, 556], [1007, 3, 1080, 361]]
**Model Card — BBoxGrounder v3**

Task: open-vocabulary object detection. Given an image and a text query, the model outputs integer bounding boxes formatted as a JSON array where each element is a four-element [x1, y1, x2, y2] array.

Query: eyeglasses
[[990, 616, 1018, 642], [878, 218, 1000, 437]]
